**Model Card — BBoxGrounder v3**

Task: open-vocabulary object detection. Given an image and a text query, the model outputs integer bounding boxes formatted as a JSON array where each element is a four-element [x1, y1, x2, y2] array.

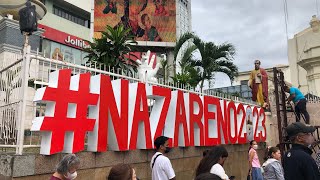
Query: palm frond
[[174, 32, 197, 62], [180, 45, 197, 65]]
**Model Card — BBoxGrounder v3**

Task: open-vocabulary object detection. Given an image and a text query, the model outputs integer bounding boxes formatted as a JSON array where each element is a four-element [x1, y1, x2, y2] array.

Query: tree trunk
[[163, 68, 166, 84]]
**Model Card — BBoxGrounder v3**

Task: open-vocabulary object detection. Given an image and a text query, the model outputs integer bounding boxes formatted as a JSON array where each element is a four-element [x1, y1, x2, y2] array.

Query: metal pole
[[16, 34, 30, 155], [273, 67, 284, 154], [90, 0, 95, 41], [279, 71, 288, 127]]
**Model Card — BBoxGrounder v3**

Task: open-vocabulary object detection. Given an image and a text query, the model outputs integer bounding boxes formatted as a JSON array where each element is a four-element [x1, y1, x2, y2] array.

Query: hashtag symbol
[[32, 69, 98, 155]]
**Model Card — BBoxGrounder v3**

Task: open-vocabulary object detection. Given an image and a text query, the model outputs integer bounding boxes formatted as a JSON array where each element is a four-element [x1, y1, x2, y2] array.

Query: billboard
[[94, 0, 176, 42]]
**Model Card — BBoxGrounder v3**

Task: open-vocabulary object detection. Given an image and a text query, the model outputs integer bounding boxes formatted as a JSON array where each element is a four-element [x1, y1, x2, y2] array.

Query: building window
[[42, 40, 88, 65], [53, 6, 90, 28], [241, 80, 249, 85]]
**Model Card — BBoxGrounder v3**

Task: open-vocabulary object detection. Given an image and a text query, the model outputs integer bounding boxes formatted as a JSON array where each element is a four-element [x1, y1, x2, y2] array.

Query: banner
[[94, 0, 176, 42], [31, 69, 266, 155]]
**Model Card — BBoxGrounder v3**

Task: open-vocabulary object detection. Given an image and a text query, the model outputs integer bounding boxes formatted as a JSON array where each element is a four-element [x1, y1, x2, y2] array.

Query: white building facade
[[288, 15, 320, 96], [176, 0, 192, 38]]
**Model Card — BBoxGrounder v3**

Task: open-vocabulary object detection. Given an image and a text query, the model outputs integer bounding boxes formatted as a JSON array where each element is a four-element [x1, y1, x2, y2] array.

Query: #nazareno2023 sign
[[31, 69, 266, 155]]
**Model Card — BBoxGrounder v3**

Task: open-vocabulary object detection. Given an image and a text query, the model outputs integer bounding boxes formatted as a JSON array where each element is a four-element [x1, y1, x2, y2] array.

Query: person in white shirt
[[195, 146, 229, 180], [150, 136, 176, 180]]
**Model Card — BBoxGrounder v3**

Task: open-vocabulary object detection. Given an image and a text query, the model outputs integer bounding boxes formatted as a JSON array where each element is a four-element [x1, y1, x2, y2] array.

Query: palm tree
[[173, 32, 196, 75], [172, 44, 201, 89], [159, 57, 172, 84], [84, 25, 138, 75], [174, 32, 238, 92], [193, 41, 238, 92]]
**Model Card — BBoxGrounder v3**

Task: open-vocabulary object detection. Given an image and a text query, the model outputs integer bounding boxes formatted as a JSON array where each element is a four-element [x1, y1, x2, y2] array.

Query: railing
[[0, 52, 22, 151], [306, 97, 320, 103], [0, 52, 259, 154]]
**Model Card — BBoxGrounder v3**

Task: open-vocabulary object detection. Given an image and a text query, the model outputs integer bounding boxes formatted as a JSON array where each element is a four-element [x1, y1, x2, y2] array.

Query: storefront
[[39, 24, 90, 65]]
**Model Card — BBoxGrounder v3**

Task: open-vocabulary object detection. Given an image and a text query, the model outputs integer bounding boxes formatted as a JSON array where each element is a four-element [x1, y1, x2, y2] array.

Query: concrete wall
[[64, 0, 91, 12], [39, 0, 91, 40], [0, 18, 43, 53], [0, 145, 266, 180], [287, 38, 309, 94], [287, 16, 320, 96]]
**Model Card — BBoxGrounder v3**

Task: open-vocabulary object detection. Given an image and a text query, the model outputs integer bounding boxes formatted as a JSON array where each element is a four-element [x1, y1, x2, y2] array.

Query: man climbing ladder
[[284, 86, 310, 124]]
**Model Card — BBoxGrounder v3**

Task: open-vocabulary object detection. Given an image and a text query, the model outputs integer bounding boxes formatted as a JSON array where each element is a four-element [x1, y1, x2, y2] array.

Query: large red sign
[[31, 69, 266, 155], [38, 24, 90, 49]]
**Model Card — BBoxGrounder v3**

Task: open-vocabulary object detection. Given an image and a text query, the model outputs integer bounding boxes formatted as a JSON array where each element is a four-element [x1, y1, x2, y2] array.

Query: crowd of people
[[50, 122, 320, 180]]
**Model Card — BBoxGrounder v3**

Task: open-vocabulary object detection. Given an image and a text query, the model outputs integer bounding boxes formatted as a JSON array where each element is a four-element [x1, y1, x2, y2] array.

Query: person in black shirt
[[283, 122, 320, 180]]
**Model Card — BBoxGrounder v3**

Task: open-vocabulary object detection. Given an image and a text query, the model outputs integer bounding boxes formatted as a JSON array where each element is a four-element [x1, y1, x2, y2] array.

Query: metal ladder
[[273, 67, 320, 155]]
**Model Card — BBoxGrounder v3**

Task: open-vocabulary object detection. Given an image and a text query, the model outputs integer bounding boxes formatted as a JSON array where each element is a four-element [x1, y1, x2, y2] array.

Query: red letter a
[[129, 83, 152, 149], [174, 91, 190, 147]]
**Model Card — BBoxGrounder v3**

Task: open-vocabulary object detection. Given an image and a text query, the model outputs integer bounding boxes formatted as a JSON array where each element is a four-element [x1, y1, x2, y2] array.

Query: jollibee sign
[[31, 69, 266, 155]]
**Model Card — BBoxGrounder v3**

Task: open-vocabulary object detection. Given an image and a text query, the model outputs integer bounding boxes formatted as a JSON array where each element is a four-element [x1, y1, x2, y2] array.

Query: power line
[[316, 0, 319, 17], [282, 0, 289, 40]]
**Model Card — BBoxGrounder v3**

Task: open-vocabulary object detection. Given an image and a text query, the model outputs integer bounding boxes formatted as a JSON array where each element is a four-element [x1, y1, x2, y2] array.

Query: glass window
[[61, 11, 65, 18], [241, 85, 248, 91], [53, 7, 57, 14], [242, 92, 249, 98], [53, 6, 89, 28], [241, 80, 249, 85], [60, 45, 73, 62], [85, 20, 89, 28], [42, 40, 87, 65], [228, 86, 235, 93], [222, 88, 228, 93], [235, 86, 241, 92], [50, 42, 63, 61], [72, 49, 82, 65], [81, 52, 89, 65], [42, 39, 51, 58], [69, 14, 73, 21]]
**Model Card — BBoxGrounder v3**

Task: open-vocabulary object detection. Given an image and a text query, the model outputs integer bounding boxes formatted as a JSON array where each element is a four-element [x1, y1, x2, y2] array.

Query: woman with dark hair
[[203, 149, 210, 157], [195, 146, 229, 180], [107, 164, 137, 180], [248, 140, 263, 180], [262, 147, 284, 180]]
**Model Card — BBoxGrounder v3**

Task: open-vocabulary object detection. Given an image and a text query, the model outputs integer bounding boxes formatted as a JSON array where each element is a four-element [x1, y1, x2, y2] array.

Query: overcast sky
[[191, 0, 319, 87]]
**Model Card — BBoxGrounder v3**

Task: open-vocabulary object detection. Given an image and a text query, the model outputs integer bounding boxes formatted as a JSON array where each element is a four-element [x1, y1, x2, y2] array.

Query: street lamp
[[0, 0, 47, 37], [0, 0, 47, 155], [0, 0, 46, 20]]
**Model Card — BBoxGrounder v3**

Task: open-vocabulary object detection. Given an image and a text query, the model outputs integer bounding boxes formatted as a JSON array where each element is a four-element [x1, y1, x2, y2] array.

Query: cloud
[[191, 0, 318, 87]]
